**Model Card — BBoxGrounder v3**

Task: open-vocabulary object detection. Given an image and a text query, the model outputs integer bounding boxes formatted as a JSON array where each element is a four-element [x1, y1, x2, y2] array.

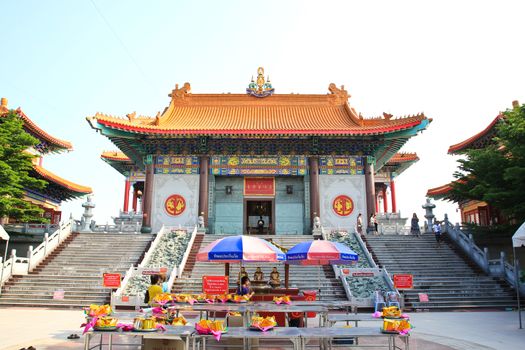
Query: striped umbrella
[[286, 240, 358, 299], [197, 235, 286, 262]]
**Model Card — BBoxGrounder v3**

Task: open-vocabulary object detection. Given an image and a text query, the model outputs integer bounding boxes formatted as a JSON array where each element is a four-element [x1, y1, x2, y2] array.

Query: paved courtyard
[[0, 308, 523, 350]]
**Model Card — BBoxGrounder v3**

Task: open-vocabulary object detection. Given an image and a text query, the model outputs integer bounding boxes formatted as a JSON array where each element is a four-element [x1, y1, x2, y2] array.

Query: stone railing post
[[10, 249, 16, 275], [43, 233, 49, 257], [483, 247, 489, 271], [443, 214, 449, 233], [23, 223, 29, 234], [27, 246, 33, 271], [500, 251, 506, 276]]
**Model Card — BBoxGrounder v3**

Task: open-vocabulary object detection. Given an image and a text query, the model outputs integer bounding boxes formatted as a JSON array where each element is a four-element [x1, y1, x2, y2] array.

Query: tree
[[452, 103, 525, 223], [0, 110, 48, 222]]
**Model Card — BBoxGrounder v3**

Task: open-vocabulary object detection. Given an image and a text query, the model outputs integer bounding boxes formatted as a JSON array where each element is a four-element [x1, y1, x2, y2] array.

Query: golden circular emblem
[[332, 195, 354, 217], [165, 194, 186, 216]]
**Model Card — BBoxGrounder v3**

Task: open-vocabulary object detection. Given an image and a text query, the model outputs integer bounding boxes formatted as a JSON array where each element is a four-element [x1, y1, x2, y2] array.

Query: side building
[[88, 70, 430, 234], [427, 110, 508, 225], [0, 97, 92, 224]]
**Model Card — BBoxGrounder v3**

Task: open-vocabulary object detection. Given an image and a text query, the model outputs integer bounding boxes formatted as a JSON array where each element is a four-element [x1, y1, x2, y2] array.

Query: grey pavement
[[0, 308, 524, 350]]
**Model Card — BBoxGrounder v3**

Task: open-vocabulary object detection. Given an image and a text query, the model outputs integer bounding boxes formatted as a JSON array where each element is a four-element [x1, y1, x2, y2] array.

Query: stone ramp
[[173, 234, 348, 301], [0, 233, 154, 308], [362, 234, 516, 310]]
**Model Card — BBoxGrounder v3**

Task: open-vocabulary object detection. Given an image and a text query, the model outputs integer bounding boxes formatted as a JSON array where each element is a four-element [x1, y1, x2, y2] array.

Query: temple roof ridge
[[1, 97, 73, 152], [33, 164, 92, 195]]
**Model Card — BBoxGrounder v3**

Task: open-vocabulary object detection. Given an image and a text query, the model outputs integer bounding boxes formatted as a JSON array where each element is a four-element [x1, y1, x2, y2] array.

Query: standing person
[[433, 220, 442, 248], [147, 274, 163, 306], [368, 214, 375, 235], [159, 273, 169, 293], [356, 213, 363, 235], [257, 216, 265, 235], [410, 213, 421, 237], [373, 214, 378, 234]]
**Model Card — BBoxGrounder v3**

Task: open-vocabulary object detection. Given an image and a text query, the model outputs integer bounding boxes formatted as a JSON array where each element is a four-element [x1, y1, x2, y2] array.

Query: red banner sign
[[165, 194, 186, 216], [202, 276, 229, 295], [393, 274, 413, 289], [103, 273, 121, 288], [244, 177, 275, 196]]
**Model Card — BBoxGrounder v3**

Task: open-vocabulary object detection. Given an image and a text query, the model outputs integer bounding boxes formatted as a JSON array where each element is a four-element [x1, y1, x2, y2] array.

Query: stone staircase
[[362, 234, 516, 310], [0, 233, 154, 308], [172, 234, 348, 301]]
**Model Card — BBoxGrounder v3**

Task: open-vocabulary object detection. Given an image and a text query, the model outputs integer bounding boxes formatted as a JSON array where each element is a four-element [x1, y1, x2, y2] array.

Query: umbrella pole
[[514, 246, 522, 329], [318, 267, 321, 301], [284, 264, 289, 289]]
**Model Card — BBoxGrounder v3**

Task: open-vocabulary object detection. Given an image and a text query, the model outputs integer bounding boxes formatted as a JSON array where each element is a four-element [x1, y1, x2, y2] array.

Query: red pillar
[[382, 187, 388, 213], [123, 180, 131, 212], [132, 188, 138, 212], [375, 193, 379, 213], [390, 180, 397, 213]]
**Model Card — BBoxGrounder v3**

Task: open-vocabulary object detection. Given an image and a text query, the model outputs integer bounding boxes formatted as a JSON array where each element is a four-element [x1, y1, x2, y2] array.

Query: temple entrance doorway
[[245, 199, 274, 235]]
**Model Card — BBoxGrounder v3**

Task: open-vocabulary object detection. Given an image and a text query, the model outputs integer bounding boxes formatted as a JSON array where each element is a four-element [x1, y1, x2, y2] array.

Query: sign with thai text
[[332, 195, 354, 216], [418, 293, 429, 302], [165, 194, 186, 216], [340, 268, 381, 277], [210, 155, 307, 176], [53, 290, 65, 300], [141, 267, 169, 276], [393, 274, 413, 289], [103, 273, 121, 288], [202, 276, 229, 294], [244, 177, 275, 196]]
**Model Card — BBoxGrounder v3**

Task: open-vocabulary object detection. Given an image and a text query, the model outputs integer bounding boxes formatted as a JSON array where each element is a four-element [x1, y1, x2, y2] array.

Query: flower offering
[[84, 304, 112, 317], [250, 316, 277, 331], [273, 295, 291, 305], [382, 318, 412, 335]]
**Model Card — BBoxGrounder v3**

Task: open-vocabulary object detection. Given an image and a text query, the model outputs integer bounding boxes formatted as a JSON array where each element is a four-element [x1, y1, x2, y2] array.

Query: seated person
[[147, 274, 163, 306], [253, 267, 265, 281], [237, 276, 255, 298], [269, 267, 281, 288]]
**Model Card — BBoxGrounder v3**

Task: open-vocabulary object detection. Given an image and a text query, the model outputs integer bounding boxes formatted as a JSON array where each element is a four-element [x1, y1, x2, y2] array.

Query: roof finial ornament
[[247, 67, 274, 98], [327, 83, 350, 105], [169, 82, 191, 101], [1, 97, 7, 107]]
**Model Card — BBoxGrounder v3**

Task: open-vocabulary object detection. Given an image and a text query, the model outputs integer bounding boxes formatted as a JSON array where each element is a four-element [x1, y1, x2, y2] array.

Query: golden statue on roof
[[247, 67, 274, 98]]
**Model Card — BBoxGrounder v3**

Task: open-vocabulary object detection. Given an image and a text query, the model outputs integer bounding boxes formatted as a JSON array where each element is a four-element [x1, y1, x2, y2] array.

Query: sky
[[1, 0, 524, 226]]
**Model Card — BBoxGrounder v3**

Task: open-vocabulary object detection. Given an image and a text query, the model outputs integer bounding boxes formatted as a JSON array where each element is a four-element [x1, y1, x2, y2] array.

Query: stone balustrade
[[122, 228, 192, 296]]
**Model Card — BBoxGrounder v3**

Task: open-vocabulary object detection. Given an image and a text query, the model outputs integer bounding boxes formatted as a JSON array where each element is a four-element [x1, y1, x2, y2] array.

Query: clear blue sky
[[1, 0, 524, 225]]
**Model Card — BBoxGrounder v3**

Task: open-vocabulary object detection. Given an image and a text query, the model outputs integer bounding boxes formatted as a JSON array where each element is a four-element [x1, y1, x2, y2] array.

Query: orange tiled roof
[[88, 83, 429, 136], [1, 98, 73, 150], [33, 165, 92, 194], [427, 183, 453, 197], [387, 152, 419, 164], [101, 151, 131, 162], [17, 108, 73, 150], [448, 115, 503, 154]]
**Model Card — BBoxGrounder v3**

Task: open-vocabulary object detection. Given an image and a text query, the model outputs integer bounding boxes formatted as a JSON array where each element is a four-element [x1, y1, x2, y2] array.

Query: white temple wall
[[319, 175, 367, 231], [151, 174, 200, 233]]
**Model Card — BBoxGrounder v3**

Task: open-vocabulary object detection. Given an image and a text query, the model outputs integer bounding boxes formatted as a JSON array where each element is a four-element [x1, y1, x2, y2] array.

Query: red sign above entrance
[[202, 275, 229, 294], [332, 195, 354, 216], [393, 274, 413, 289], [244, 177, 275, 196], [165, 194, 186, 216]]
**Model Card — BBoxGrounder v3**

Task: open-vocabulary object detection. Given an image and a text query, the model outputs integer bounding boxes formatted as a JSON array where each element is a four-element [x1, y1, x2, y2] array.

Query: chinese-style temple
[[88, 69, 430, 233], [0, 97, 92, 224], [426, 105, 513, 225]]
